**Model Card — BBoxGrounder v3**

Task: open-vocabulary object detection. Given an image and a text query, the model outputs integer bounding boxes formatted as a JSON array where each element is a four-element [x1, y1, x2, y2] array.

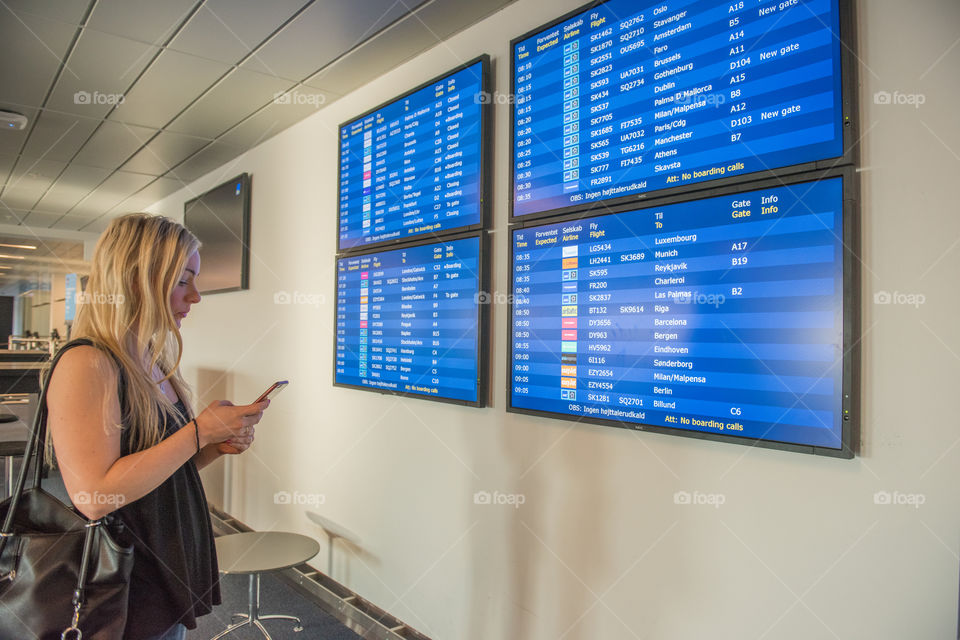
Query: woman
[[44, 213, 269, 640]]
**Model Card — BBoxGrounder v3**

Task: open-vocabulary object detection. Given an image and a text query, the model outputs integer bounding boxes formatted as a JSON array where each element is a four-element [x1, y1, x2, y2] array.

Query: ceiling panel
[[241, 0, 428, 81], [46, 29, 159, 120], [33, 163, 112, 214], [108, 49, 231, 129], [86, 0, 198, 46], [72, 120, 158, 170], [0, 107, 41, 156], [3, 157, 69, 208], [168, 0, 309, 65], [0, 153, 18, 186], [2, 0, 92, 25], [51, 213, 102, 231], [216, 86, 338, 150], [108, 176, 185, 215], [166, 68, 294, 139], [166, 142, 245, 184], [0, 12, 78, 107], [15, 211, 62, 227], [122, 131, 211, 175], [307, 0, 513, 96], [19, 110, 100, 162], [72, 170, 155, 215]]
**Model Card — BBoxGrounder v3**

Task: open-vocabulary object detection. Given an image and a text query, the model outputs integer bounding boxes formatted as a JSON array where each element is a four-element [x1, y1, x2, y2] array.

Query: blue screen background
[[512, 0, 844, 217], [336, 236, 482, 403], [510, 177, 845, 449]]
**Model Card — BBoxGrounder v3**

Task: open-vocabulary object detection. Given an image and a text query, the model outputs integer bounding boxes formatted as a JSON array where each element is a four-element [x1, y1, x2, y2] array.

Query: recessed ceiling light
[[0, 243, 35, 250]]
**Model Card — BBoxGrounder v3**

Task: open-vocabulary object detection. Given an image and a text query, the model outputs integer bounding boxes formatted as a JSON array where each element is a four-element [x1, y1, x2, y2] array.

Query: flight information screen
[[338, 58, 487, 250], [336, 235, 483, 405], [509, 176, 847, 450], [512, 0, 844, 218]]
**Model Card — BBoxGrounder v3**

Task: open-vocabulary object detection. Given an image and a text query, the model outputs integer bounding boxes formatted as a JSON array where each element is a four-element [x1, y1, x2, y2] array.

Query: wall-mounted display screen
[[338, 56, 489, 251], [335, 234, 487, 406], [511, 0, 849, 219], [184, 173, 251, 295], [508, 171, 857, 456]]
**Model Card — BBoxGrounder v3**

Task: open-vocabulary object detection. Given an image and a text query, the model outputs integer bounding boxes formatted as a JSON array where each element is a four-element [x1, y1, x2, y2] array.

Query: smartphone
[[254, 381, 288, 404]]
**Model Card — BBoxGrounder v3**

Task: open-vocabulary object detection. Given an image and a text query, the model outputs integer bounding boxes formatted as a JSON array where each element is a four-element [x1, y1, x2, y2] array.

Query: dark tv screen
[[183, 173, 251, 294]]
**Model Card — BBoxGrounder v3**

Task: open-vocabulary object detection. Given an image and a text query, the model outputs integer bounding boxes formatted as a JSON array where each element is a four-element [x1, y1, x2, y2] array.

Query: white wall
[[149, 0, 960, 637]]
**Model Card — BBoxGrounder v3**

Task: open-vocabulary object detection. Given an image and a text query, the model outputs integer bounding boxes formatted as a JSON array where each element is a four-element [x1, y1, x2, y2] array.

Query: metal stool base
[[210, 573, 303, 639]]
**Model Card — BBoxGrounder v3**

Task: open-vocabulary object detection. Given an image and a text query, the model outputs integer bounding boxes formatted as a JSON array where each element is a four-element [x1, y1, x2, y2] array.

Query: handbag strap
[[0, 339, 94, 540]]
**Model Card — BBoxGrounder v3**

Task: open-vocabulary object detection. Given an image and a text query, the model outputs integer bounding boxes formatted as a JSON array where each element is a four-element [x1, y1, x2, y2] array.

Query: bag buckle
[[0, 569, 15, 581], [61, 602, 83, 639]]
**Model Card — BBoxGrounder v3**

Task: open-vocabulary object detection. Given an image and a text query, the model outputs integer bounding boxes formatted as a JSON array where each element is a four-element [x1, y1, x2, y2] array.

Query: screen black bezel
[[507, 0, 859, 224], [505, 166, 860, 458], [183, 172, 251, 295], [336, 55, 492, 254], [332, 230, 490, 408]]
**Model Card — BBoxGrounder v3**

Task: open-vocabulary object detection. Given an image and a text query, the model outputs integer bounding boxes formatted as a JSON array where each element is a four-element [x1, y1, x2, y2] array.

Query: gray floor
[[188, 571, 362, 640]]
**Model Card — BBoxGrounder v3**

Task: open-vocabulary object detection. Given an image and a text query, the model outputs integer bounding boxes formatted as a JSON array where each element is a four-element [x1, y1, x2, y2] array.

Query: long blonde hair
[[45, 213, 200, 464]]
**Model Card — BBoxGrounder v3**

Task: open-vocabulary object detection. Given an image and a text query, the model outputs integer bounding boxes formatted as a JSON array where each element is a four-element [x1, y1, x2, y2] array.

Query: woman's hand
[[195, 399, 269, 449]]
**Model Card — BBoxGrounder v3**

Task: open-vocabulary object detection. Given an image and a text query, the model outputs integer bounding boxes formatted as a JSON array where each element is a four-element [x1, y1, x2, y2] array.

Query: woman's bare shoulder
[[49, 344, 120, 391]]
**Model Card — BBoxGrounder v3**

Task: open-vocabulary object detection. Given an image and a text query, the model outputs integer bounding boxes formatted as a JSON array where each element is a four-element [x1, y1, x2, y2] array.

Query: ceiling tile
[[122, 131, 211, 175], [33, 163, 112, 213], [216, 86, 339, 150], [168, 0, 309, 65], [241, 0, 427, 81], [4, 157, 68, 201], [108, 49, 231, 129], [165, 142, 245, 184], [86, 0, 197, 46], [0, 12, 78, 107], [72, 120, 158, 170], [3, 1, 92, 26], [0, 153, 17, 186], [19, 110, 99, 162], [46, 29, 159, 119], [72, 169, 155, 215], [16, 211, 63, 227], [306, 0, 512, 96], [132, 176, 185, 203], [49, 213, 100, 231], [0, 107, 41, 156], [166, 68, 294, 139]]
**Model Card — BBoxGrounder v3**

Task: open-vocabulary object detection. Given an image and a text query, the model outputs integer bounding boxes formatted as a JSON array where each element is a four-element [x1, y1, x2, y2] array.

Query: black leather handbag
[[0, 343, 134, 639]]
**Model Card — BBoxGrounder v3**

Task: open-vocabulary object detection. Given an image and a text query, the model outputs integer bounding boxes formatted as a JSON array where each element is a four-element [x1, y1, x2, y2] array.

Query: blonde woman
[[45, 213, 269, 640]]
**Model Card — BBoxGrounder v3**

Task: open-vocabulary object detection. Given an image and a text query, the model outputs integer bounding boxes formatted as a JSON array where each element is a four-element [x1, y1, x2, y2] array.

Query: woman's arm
[[47, 346, 265, 519], [193, 443, 223, 471]]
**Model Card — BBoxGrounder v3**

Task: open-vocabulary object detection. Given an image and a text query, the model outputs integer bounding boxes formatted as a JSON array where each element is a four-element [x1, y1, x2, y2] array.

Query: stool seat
[[211, 531, 320, 640]]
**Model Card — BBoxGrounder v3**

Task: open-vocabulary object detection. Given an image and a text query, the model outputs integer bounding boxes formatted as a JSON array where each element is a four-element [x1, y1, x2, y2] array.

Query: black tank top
[[55, 340, 221, 638]]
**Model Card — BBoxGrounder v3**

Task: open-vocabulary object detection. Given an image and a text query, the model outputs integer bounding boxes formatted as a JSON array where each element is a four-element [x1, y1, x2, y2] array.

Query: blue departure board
[[335, 235, 485, 405], [509, 175, 851, 452], [338, 58, 488, 250], [512, 0, 846, 218]]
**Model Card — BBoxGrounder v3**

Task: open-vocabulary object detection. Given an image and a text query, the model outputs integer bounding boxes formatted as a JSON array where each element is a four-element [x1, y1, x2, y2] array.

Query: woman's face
[[171, 250, 201, 328]]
